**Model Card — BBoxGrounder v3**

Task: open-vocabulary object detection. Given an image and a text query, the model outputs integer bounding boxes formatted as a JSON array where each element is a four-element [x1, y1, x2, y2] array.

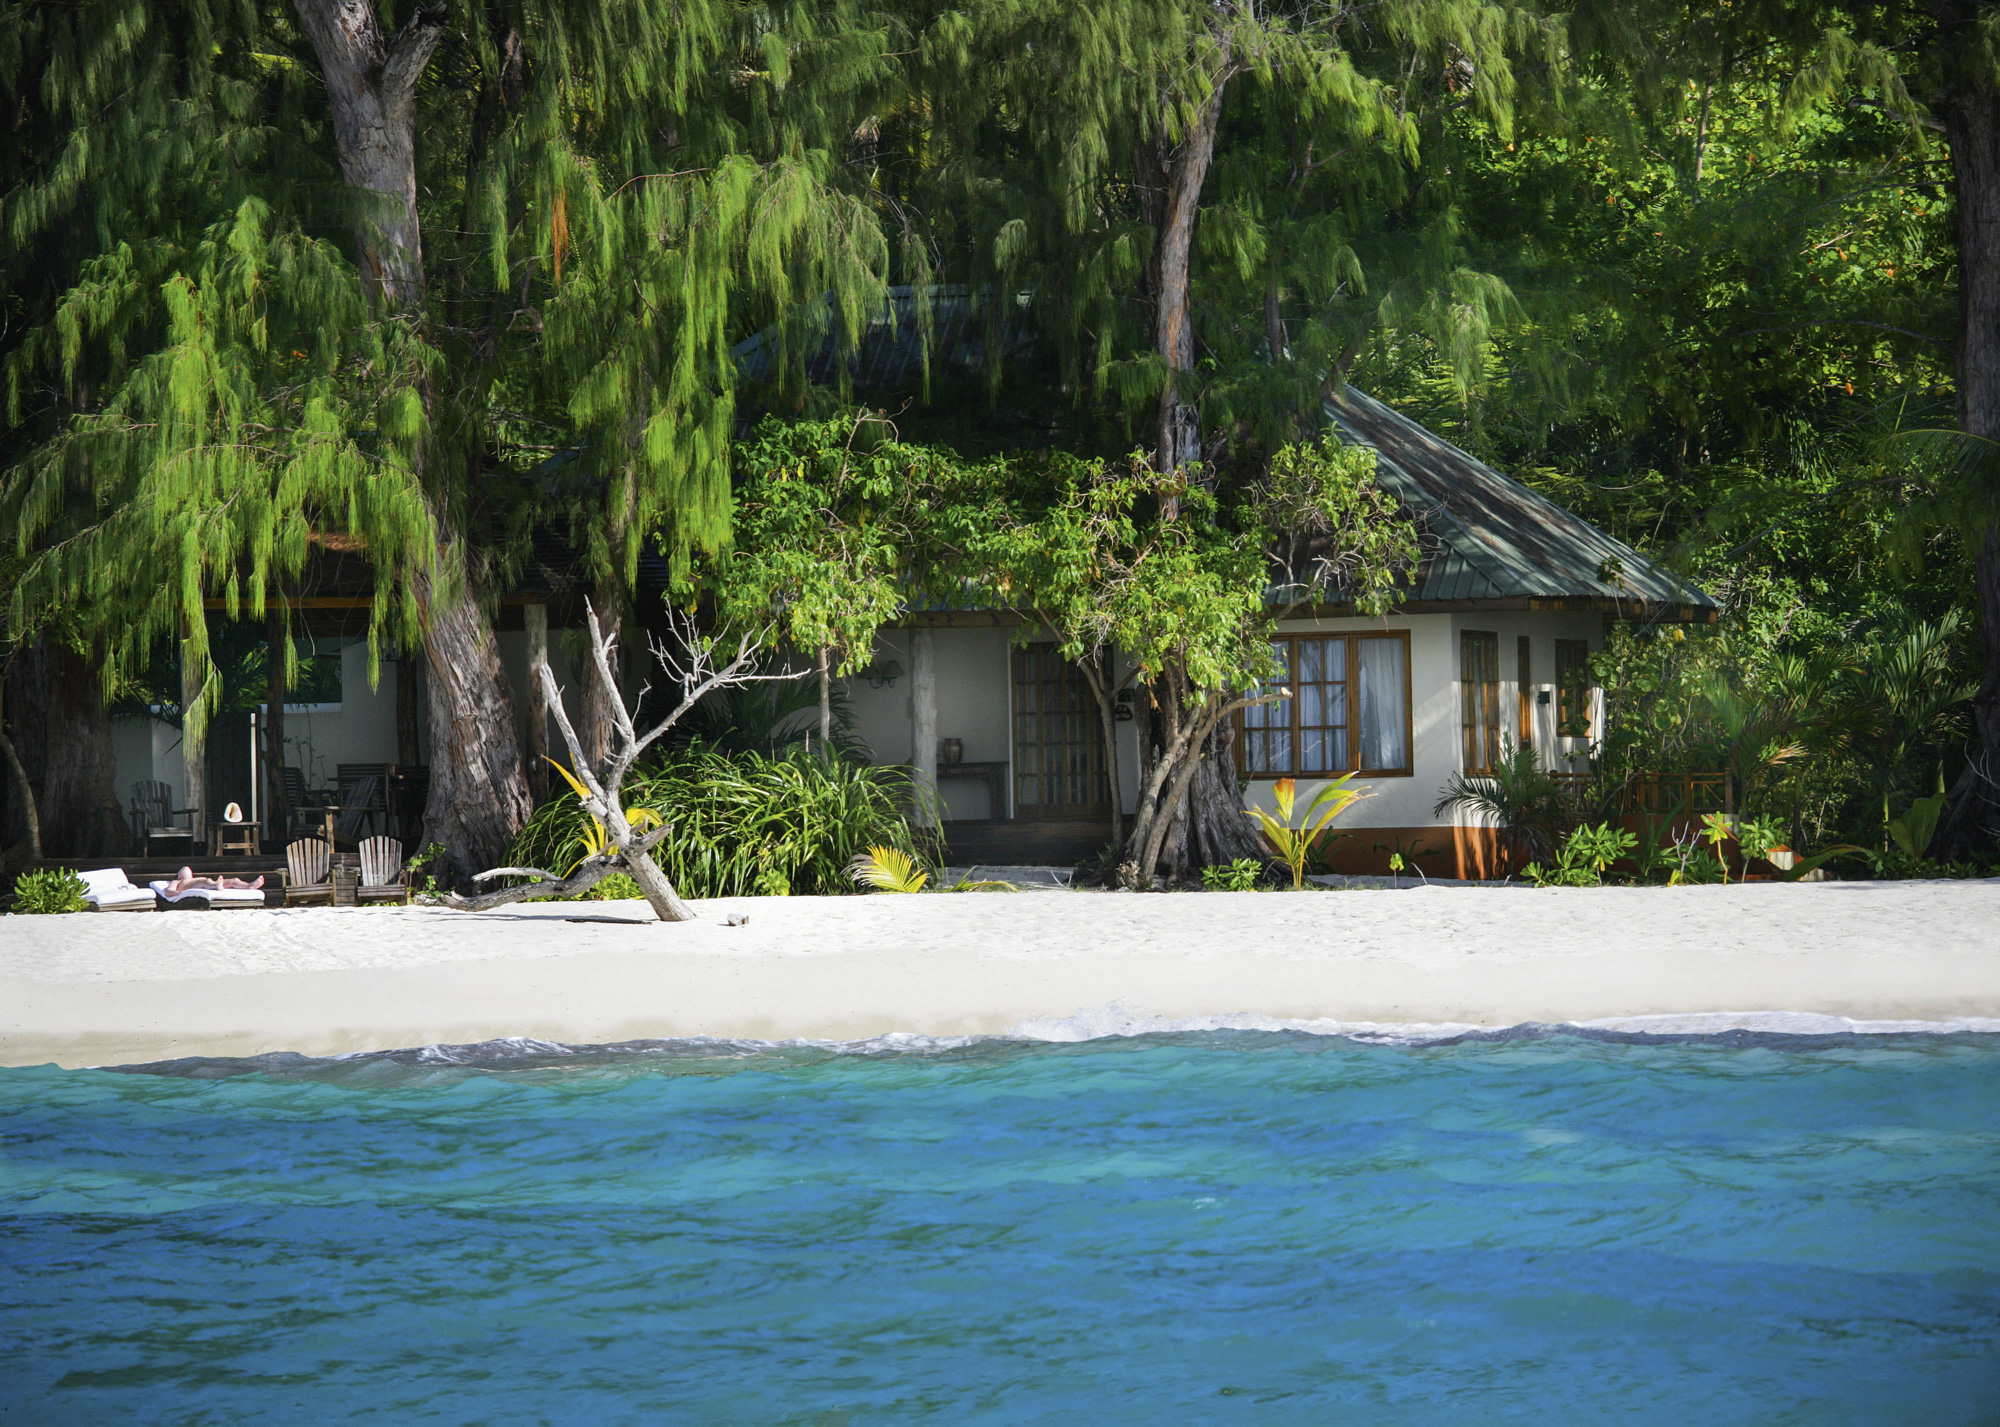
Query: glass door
[[1011, 646, 1110, 819]]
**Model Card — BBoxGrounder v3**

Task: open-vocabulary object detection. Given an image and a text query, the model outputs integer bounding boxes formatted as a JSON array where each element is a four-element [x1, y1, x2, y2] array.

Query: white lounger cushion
[[78, 868, 155, 908], [149, 880, 266, 906]]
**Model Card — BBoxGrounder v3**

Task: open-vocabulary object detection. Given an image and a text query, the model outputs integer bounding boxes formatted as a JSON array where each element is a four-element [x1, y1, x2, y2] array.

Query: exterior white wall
[[843, 626, 1016, 820]]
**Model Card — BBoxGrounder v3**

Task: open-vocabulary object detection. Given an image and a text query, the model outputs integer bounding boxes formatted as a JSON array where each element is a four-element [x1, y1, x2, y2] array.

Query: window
[[1555, 639, 1594, 738], [1461, 631, 1500, 772], [1240, 632, 1410, 776]]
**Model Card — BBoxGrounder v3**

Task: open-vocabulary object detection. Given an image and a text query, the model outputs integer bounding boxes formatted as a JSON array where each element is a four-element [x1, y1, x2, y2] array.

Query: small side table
[[212, 821, 262, 856]]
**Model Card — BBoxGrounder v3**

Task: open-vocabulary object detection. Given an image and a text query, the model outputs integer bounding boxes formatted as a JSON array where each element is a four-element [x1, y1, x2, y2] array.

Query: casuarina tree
[[2, 0, 903, 878]]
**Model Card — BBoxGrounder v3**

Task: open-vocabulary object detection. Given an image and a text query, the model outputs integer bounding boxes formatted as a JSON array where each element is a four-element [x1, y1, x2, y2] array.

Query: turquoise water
[[2, 1030, 1998, 1422]]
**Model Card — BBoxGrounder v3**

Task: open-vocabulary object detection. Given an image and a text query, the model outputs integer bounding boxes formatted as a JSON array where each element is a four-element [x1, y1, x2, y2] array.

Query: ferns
[[509, 746, 926, 899]]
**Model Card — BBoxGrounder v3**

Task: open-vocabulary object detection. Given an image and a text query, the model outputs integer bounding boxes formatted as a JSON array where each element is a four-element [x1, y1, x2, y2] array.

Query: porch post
[[523, 600, 550, 805], [265, 606, 289, 842], [911, 628, 937, 828], [180, 619, 206, 848]]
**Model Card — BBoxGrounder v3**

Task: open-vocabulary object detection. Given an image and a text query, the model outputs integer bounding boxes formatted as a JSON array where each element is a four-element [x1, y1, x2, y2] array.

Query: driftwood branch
[[452, 600, 800, 922], [424, 825, 674, 912]]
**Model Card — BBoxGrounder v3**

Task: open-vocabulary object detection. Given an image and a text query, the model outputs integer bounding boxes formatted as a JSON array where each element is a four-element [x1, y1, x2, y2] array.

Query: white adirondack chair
[[355, 836, 408, 905], [283, 839, 334, 906]]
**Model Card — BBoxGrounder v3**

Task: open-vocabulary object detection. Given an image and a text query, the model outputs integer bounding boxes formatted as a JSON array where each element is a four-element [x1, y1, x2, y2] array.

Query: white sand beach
[[3, 880, 1998, 1068]]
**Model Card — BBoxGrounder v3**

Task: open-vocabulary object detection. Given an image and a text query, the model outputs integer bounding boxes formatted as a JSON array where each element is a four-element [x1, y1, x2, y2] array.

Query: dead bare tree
[[429, 601, 801, 920]]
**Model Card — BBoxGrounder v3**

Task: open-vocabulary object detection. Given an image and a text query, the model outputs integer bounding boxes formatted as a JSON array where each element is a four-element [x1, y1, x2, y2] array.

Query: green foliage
[[682, 674, 866, 760], [1737, 814, 1788, 862], [1245, 774, 1366, 891], [1201, 858, 1263, 892], [2, 0, 906, 715], [404, 842, 451, 898], [1433, 740, 1573, 866], [508, 746, 922, 900], [1587, 609, 1976, 855], [11, 868, 88, 914], [707, 414, 989, 672], [1521, 823, 1637, 888], [1885, 792, 1946, 863]]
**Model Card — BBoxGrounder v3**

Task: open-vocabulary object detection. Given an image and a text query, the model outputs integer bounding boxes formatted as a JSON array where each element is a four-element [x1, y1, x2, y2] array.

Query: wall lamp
[[866, 660, 905, 689]]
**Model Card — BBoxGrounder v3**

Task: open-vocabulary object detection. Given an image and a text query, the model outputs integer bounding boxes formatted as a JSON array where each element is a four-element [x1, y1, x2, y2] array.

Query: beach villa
[[839, 386, 1719, 876], [106, 384, 1715, 878]]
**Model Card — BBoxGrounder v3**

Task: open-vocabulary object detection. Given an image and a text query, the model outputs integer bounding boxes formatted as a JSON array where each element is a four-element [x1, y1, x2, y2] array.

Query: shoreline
[[4, 881, 1997, 1069]]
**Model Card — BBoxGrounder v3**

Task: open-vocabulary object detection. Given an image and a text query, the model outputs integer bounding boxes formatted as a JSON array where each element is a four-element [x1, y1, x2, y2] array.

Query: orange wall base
[[1316, 826, 1510, 881]]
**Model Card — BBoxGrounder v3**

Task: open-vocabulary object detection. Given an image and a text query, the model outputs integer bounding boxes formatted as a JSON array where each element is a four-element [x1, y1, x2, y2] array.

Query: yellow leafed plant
[[547, 758, 664, 874], [847, 844, 929, 893], [1244, 774, 1367, 890]]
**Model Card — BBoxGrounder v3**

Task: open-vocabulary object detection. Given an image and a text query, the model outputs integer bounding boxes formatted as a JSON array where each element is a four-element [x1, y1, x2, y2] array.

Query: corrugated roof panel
[[1323, 388, 1714, 613]]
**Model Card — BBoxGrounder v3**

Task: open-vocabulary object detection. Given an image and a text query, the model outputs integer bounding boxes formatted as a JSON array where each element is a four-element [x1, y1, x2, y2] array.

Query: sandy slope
[[2, 880, 1997, 1067]]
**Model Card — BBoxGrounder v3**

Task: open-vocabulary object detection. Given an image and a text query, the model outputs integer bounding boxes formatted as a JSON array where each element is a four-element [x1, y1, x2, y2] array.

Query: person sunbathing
[[164, 867, 266, 894]]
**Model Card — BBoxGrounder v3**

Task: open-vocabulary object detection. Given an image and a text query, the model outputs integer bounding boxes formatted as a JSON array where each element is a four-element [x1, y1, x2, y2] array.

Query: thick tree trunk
[[1182, 720, 1266, 875], [296, 0, 530, 873], [290, 0, 445, 308], [1936, 67, 2000, 857], [419, 566, 535, 884], [395, 645, 423, 766], [8, 639, 128, 856], [0, 672, 43, 866]]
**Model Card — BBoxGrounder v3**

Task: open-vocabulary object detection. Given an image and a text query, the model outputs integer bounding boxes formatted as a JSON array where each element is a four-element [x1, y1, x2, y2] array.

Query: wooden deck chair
[[283, 838, 335, 905], [130, 780, 198, 857], [355, 836, 408, 905]]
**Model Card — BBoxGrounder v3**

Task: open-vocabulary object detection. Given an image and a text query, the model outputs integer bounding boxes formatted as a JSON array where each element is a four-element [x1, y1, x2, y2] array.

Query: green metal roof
[[1322, 387, 1716, 617]]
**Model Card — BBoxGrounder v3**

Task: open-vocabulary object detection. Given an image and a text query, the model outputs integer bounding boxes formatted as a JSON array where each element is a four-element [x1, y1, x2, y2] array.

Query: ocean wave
[[100, 1007, 2000, 1076]]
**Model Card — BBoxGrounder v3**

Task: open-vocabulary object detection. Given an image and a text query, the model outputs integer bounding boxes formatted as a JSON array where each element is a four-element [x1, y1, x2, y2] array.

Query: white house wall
[[844, 626, 1017, 820]]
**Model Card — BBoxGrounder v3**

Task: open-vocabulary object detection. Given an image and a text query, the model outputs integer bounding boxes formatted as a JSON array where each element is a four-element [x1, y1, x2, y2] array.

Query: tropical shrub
[[1521, 824, 1638, 888], [509, 746, 925, 899], [1201, 858, 1262, 891], [12, 868, 88, 914]]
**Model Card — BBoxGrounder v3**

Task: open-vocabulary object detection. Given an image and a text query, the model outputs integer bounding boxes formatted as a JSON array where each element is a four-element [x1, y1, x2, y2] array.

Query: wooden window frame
[[1011, 644, 1111, 818], [1236, 631, 1413, 780], [1555, 639, 1594, 739], [1460, 630, 1501, 774]]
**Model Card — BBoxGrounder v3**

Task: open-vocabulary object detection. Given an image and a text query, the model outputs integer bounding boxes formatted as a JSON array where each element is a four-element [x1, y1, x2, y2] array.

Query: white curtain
[[1357, 638, 1408, 771]]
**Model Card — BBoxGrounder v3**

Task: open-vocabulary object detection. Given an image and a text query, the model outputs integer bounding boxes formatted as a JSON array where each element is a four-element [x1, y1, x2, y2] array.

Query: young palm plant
[[1245, 775, 1366, 890], [1432, 741, 1570, 871]]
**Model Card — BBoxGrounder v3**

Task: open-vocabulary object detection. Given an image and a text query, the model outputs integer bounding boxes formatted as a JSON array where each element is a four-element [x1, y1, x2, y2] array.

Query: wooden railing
[[1548, 771, 1732, 816]]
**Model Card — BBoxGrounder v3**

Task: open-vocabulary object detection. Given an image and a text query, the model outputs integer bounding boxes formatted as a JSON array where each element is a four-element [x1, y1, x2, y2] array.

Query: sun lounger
[[77, 868, 158, 912], [149, 880, 268, 910]]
